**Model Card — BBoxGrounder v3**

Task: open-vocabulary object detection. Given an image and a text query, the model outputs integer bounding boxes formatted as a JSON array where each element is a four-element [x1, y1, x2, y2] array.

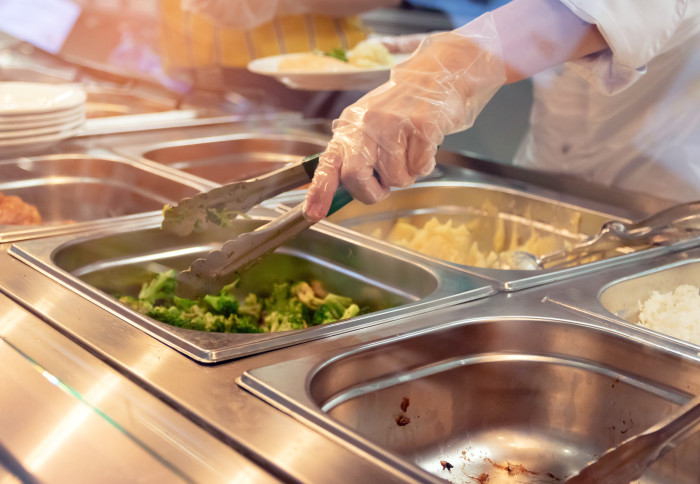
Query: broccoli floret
[[264, 311, 307, 332], [312, 293, 359, 325], [232, 314, 263, 333], [341, 303, 360, 320], [262, 282, 313, 332], [173, 296, 198, 311], [147, 305, 187, 327], [239, 293, 262, 319], [203, 293, 239, 316], [291, 281, 325, 310], [186, 306, 228, 332], [119, 295, 153, 314], [138, 269, 177, 304]]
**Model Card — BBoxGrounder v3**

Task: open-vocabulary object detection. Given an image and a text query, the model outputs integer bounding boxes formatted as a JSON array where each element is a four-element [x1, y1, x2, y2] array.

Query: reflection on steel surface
[[241, 316, 700, 483]]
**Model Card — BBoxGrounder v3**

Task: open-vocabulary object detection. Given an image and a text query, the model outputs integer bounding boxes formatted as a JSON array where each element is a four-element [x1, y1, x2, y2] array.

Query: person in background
[[303, 0, 700, 222], [158, 0, 400, 115]]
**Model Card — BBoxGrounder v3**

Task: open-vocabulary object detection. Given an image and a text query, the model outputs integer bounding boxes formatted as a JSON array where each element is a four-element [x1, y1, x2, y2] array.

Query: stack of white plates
[[0, 82, 87, 156]]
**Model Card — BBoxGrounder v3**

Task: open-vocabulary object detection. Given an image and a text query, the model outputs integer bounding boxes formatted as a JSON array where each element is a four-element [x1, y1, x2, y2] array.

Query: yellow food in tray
[[375, 201, 579, 269]]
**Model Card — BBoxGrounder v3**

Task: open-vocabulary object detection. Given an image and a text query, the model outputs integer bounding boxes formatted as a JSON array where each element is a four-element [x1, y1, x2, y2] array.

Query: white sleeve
[[556, 0, 700, 93]]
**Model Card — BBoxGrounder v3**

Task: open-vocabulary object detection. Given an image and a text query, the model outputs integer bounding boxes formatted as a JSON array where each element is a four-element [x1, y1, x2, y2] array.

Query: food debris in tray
[[490, 461, 533, 476], [395, 414, 411, 426], [395, 396, 411, 426], [473, 473, 489, 483], [0, 192, 42, 226], [117, 270, 361, 333]]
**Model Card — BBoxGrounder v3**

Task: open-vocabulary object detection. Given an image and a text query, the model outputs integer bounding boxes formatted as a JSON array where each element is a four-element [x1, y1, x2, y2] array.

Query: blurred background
[[0, 0, 532, 163]]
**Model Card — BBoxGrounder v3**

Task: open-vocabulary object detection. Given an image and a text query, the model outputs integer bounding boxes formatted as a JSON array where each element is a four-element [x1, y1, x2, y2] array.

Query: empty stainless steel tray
[[9, 217, 494, 362], [83, 86, 178, 118], [139, 133, 329, 184], [0, 153, 210, 242], [240, 310, 700, 483]]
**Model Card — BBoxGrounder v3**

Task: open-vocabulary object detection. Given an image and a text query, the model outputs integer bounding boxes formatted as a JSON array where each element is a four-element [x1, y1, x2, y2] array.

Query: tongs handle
[[612, 200, 700, 241], [176, 186, 353, 298], [537, 200, 700, 270]]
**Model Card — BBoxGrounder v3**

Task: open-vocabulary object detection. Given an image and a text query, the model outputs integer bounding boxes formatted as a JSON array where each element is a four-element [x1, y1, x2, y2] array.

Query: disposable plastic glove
[[375, 32, 436, 54], [303, 12, 507, 222]]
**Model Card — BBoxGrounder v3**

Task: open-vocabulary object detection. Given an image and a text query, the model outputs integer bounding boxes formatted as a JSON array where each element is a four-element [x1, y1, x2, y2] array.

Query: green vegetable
[[324, 47, 348, 62], [137, 269, 177, 304], [116, 272, 362, 334], [313, 293, 360, 325], [261, 282, 312, 332], [205, 206, 247, 228], [292, 281, 325, 310]]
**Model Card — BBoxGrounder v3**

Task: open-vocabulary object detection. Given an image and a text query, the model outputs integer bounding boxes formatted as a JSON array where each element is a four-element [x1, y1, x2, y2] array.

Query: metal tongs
[[162, 153, 352, 298], [565, 393, 700, 483], [504, 200, 700, 270], [162, 152, 325, 236]]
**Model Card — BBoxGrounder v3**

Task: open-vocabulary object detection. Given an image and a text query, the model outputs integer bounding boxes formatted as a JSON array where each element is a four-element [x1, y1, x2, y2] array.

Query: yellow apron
[[158, 0, 368, 70]]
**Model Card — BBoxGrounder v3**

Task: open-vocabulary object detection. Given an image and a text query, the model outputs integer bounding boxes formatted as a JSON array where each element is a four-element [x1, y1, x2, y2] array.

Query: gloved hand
[[303, 13, 507, 222]]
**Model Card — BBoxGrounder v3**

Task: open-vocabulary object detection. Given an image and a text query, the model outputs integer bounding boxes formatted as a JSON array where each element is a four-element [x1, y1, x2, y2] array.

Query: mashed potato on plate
[[277, 42, 393, 72]]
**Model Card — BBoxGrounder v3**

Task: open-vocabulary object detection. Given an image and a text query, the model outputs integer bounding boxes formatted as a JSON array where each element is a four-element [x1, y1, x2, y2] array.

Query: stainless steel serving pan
[[240, 297, 700, 483], [135, 133, 330, 185], [0, 153, 212, 242], [82, 85, 179, 118], [9, 216, 494, 362], [272, 178, 692, 291], [543, 247, 700, 353]]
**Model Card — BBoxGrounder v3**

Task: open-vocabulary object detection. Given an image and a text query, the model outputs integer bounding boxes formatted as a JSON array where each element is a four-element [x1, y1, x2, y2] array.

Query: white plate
[[0, 122, 81, 148], [248, 53, 410, 91], [0, 109, 85, 132], [0, 115, 84, 140], [0, 104, 84, 127], [0, 82, 86, 115]]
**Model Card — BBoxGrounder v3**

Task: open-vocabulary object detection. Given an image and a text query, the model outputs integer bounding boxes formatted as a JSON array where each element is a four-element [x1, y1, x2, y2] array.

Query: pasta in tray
[[374, 205, 577, 269]]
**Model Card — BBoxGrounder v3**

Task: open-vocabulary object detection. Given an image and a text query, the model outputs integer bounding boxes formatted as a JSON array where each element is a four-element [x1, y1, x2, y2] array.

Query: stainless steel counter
[[0, 292, 276, 484], [3, 241, 700, 483], [0, 102, 697, 482]]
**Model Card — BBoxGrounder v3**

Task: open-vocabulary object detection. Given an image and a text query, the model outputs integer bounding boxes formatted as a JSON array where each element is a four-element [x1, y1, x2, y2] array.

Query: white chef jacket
[[513, 0, 700, 202]]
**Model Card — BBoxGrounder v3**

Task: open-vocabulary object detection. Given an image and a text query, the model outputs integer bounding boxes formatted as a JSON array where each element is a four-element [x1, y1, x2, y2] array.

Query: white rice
[[637, 284, 700, 345]]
